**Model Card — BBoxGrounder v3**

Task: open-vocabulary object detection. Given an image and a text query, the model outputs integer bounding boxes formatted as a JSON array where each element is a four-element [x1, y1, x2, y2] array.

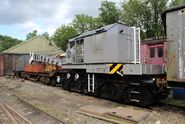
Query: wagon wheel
[[51, 78, 56, 86]]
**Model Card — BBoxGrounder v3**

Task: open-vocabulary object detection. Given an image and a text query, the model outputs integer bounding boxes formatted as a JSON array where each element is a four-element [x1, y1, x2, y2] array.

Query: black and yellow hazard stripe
[[109, 64, 123, 74]]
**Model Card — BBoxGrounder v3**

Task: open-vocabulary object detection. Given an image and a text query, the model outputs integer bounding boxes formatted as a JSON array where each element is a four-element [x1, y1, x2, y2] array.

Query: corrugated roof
[[3, 35, 64, 55], [141, 38, 166, 45]]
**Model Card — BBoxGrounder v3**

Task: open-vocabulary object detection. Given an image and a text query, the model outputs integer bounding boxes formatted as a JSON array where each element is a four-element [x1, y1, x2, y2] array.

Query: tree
[[42, 32, 50, 40], [148, 0, 167, 38], [26, 30, 38, 40], [99, 1, 121, 25], [51, 25, 77, 51], [72, 14, 101, 34], [0, 34, 22, 52], [170, 0, 185, 6], [122, 0, 167, 39], [122, 0, 145, 33]]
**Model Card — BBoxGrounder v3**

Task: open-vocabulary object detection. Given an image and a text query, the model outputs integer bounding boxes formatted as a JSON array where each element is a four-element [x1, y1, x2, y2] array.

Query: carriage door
[[148, 46, 156, 64], [156, 44, 164, 65], [148, 44, 164, 65]]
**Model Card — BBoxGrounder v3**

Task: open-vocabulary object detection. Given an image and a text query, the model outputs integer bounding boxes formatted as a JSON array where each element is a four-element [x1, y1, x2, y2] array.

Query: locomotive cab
[[66, 38, 84, 64], [75, 39, 84, 63]]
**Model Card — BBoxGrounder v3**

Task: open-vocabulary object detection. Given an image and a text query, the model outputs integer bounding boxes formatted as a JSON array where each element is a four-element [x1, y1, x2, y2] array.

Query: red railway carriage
[[141, 39, 167, 65]]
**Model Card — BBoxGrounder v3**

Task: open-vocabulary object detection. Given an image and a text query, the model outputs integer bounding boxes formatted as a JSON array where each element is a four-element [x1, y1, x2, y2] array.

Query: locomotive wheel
[[78, 80, 87, 94], [63, 79, 71, 90], [99, 84, 119, 100], [69, 81, 75, 91], [72, 81, 80, 92]]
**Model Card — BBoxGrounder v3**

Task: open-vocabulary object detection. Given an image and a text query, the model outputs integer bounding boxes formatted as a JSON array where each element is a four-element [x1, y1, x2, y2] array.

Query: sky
[[0, 0, 121, 40]]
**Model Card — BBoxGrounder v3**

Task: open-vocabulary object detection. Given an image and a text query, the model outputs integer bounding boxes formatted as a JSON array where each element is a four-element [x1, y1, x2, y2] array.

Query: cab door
[[147, 44, 164, 65]]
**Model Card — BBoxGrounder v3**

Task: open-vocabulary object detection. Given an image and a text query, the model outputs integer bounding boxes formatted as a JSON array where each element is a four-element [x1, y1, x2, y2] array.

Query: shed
[[3, 36, 64, 55]]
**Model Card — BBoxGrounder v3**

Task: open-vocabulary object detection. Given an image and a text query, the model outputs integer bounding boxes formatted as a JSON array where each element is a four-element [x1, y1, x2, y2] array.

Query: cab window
[[70, 41, 75, 48]]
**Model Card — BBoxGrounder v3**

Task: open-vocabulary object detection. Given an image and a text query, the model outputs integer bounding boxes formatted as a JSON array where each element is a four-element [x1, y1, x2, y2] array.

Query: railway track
[[0, 103, 31, 124], [1, 94, 65, 124]]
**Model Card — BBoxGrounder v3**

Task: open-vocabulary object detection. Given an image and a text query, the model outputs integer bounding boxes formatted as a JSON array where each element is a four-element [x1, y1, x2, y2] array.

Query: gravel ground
[[0, 77, 185, 124]]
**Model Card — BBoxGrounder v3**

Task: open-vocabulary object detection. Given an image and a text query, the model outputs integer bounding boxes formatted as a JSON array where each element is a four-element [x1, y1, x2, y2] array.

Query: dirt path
[[0, 77, 184, 124]]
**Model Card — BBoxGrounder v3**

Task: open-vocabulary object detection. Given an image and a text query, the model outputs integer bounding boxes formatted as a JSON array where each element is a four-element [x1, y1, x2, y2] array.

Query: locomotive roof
[[69, 22, 127, 42], [141, 38, 166, 45]]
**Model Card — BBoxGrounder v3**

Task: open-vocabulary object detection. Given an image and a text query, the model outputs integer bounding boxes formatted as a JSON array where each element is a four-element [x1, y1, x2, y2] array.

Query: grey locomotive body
[[56, 22, 168, 106]]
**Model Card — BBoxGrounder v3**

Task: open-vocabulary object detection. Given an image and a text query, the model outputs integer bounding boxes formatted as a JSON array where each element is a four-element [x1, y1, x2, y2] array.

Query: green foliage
[[41, 32, 50, 40], [72, 14, 101, 34], [51, 1, 121, 51], [51, 0, 185, 49], [26, 30, 37, 40], [122, 0, 167, 39], [0, 34, 22, 52], [99, 1, 121, 25], [149, 0, 167, 38], [170, 0, 185, 6], [122, 0, 146, 37], [26, 30, 50, 40], [51, 25, 77, 51]]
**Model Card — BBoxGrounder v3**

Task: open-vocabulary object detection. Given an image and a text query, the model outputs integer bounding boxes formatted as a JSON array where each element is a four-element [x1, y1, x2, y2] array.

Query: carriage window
[[150, 48, 155, 58], [158, 47, 163, 57]]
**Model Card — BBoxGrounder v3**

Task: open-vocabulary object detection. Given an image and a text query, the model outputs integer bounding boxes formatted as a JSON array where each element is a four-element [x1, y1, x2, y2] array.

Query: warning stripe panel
[[109, 64, 122, 74], [109, 64, 117, 71]]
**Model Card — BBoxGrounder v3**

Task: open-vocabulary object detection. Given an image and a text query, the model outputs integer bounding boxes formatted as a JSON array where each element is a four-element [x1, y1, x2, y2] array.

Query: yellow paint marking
[[109, 64, 122, 74], [109, 64, 113, 67]]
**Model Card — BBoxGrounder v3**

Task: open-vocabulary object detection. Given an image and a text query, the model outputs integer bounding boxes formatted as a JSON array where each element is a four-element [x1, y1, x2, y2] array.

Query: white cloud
[[22, 22, 39, 30], [0, 0, 121, 39], [46, 26, 57, 36]]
